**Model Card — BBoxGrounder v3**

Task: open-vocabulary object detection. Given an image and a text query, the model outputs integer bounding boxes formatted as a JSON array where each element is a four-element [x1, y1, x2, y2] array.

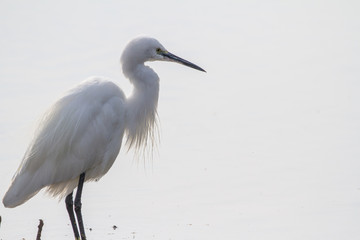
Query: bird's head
[[121, 37, 206, 72]]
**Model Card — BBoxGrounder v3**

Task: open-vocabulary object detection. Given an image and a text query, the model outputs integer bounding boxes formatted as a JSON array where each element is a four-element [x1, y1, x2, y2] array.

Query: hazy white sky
[[0, 1, 359, 239]]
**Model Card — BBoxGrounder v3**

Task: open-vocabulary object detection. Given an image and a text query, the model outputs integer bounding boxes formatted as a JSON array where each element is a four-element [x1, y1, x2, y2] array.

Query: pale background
[[0, 1, 359, 239]]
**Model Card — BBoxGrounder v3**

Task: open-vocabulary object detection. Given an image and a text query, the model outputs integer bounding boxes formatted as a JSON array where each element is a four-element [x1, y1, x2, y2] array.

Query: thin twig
[[36, 219, 44, 240]]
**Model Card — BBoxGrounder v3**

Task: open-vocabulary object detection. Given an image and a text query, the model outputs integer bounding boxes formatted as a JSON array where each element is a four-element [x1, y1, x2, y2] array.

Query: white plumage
[[2, 36, 205, 239], [3, 78, 127, 207]]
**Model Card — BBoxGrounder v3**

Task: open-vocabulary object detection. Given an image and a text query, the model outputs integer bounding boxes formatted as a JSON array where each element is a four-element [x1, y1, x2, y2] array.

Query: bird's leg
[[74, 172, 86, 240], [65, 192, 80, 240]]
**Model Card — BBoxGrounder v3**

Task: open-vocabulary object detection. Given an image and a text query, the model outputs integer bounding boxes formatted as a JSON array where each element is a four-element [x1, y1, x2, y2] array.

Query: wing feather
[[3, 77, 126, 207]]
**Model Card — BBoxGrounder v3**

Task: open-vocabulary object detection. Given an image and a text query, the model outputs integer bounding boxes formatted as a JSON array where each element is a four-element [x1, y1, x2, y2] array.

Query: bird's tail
[[2, 172, 41, 208]]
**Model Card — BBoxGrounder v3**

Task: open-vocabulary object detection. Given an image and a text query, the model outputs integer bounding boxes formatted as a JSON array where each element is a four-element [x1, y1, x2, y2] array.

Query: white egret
[[2, 37, 205, 240]]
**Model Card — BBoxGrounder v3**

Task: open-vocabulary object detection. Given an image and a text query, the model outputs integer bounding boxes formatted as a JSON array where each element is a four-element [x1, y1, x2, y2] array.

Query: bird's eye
[[156, 48, 162, 53]]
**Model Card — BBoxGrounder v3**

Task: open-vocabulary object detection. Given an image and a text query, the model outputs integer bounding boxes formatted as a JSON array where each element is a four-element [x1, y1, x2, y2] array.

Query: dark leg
[[74, 172, 86, 240], [65, 192, 80, 239]]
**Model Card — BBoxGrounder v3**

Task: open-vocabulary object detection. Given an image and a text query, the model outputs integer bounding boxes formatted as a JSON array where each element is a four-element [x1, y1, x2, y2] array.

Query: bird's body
[[3, 78, 128, 207], [2, 37, 204, 240]]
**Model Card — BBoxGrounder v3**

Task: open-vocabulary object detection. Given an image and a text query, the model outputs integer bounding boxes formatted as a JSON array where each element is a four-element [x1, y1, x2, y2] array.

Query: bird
[[2, 37, 205, 240]]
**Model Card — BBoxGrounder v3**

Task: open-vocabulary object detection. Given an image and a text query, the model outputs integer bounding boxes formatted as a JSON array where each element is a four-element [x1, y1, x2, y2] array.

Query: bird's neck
[[124, 63, 160, 153]]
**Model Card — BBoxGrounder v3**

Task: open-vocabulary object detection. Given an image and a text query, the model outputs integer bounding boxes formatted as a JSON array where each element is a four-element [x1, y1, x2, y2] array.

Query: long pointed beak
[[162, 51, 206, 72]]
